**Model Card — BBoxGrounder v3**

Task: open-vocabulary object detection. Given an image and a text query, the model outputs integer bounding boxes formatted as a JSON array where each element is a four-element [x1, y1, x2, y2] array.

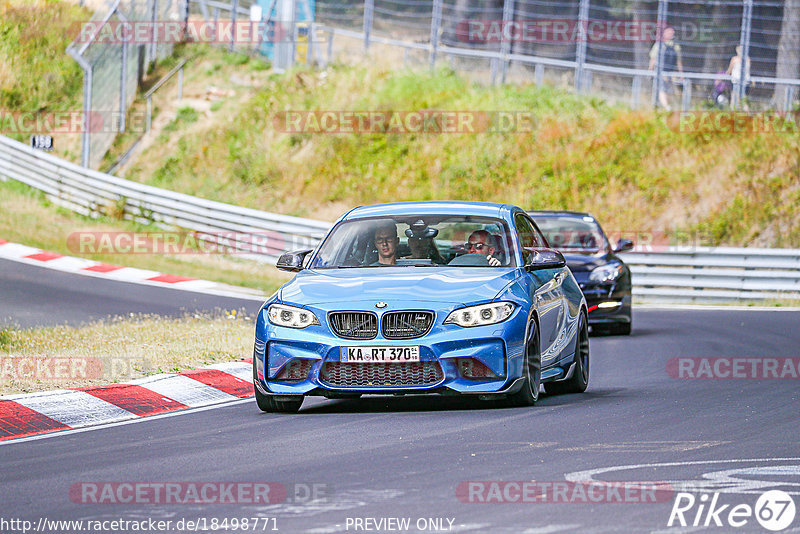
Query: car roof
[[528, 210, 595, 219], [343, 201, 518, 221]]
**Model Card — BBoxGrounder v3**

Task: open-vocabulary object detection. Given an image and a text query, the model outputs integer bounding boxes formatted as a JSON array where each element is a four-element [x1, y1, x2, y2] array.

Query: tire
[[505, 320, 541, 407], [545, 311, 589, 395], [253, 358, 304, 413]]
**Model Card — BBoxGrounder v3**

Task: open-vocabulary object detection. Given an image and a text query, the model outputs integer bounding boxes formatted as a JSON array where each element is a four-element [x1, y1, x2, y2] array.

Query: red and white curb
[[0, 360, 254, 442], [0, 239, 265, 301]]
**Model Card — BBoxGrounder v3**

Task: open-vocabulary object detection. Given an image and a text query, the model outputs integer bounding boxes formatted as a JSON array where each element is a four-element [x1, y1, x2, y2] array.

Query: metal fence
[[68, 0, 181, 169], [66, 1, 800, 167], [192, 0, 800, 111], [2, 134, 799, 303], [0, 135, 329, 263], [621, 248, 800, 302]]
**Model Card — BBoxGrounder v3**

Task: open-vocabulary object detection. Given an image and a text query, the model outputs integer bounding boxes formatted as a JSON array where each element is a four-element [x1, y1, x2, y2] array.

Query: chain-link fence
[[259, 0, 799, 112], [69, 0, 800, 167], [68, 0, 181, 169]]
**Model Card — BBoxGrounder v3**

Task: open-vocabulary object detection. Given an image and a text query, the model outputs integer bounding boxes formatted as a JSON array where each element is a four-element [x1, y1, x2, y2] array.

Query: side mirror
[[614, 239, 634, 253], [524, 248, 566, 270], [276, 249, 313, 272]]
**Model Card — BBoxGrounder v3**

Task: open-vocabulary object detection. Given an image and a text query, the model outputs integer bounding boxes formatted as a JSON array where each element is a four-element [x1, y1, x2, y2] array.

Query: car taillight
[[457, 358, 498, 379]]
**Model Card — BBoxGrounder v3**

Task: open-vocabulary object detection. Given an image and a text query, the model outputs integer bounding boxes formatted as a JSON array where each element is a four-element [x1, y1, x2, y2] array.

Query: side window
[[530, 219, 548, 248], [515, 214, 538, 264]]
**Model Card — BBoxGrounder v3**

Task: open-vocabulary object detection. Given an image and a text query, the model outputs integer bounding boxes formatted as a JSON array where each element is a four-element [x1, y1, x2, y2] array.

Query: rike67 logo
[[668, 490, 796, 531]]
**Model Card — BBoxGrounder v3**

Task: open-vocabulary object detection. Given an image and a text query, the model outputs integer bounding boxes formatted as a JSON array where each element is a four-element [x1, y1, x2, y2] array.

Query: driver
[[467, 230, 501, 267], [372, 222, 399, 266]]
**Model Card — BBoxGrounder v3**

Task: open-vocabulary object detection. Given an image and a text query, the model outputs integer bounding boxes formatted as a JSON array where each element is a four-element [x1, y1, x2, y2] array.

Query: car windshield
[[533, 215, 607, 251], [309, 215, 517, 269]]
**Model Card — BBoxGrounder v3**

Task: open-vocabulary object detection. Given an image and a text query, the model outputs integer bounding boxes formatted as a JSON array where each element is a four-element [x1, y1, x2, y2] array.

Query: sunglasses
[[465, 242, 488, 251]]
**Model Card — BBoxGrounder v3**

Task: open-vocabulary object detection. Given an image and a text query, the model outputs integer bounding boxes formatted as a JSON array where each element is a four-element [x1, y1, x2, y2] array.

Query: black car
[[529, 211, 633, 335]]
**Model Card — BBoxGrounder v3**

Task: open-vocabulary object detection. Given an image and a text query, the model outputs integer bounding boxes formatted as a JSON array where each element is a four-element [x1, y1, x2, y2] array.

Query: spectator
[[727, 45, 752, 111], [649, 26, 683, 111]]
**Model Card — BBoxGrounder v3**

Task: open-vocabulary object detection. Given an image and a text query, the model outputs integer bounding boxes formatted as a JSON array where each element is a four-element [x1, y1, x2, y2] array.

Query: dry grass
[[0, 311, 254, 395], [0, 178, 292, 293]]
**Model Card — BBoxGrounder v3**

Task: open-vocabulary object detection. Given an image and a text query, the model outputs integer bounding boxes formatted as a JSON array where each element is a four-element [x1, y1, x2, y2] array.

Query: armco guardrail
[[0, 135, 330, 263], [620, 248, 800, 303], [1, 134, 798, 302]]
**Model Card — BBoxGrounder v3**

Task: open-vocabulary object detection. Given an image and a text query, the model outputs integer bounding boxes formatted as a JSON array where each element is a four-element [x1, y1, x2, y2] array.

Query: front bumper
[[577, 279, 632, 326], [253, 301, 530, 396]]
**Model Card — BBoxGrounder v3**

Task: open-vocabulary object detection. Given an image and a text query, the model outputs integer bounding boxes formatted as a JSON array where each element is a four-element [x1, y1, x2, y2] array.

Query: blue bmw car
[[253, 201, 589, 412]]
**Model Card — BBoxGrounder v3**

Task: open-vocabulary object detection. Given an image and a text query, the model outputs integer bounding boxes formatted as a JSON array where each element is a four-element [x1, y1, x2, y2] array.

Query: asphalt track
[[1, 262, 799, 533], [0, 257, 263, 328]]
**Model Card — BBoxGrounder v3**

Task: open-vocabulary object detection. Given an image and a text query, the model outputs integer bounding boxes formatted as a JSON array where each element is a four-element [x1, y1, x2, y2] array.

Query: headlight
[[589, 263, 623, 283], [444, 302, 515, 328], [267, 303, 320, 329]]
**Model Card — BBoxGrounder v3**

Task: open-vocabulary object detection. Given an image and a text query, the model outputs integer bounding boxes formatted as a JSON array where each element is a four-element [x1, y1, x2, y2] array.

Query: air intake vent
[[381, 310, 434, 339], [329, 311, 378, 340], [320, 362, 444, 387]]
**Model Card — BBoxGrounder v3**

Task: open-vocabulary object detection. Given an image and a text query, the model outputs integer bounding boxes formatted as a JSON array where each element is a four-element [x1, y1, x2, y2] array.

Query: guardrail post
[[119, 8, 128, 133], [327, 30, 334, 65], [574, 0, 590, 92], [632, 76, 642, 107], [307, 22, 315, 65], [681, 78, 691, 110], [500, 0, 515, 83], [535, 63, 543, 86], [82, 67, 93, 168], [363, 0, 374, 53], [229, 0, 239, 53], [736, 0, 753, 108], [651, 0, 669, 108], [429, 0, 443, 70], [146, 96, 152, 133], [213, 7, 219, 42]]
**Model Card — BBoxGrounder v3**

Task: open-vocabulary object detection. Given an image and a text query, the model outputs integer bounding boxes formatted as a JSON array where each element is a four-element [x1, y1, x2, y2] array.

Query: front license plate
[[341, 346, 421, 363]]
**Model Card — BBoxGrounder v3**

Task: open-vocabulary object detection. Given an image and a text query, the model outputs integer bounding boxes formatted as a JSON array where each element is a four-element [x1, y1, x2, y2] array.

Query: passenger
[[372, 222, 399, 266], [407, 236, 446, 264], [467, 230, 501, 267]]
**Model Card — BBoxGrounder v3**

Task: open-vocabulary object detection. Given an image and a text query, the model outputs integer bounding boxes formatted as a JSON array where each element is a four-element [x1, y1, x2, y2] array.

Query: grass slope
[[123, 60, 800, 247]]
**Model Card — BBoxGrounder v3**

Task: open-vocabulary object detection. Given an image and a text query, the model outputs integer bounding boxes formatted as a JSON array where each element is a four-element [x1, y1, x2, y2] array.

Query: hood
[[561, 250, 611, 273], [280, 267, 518, 306]]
